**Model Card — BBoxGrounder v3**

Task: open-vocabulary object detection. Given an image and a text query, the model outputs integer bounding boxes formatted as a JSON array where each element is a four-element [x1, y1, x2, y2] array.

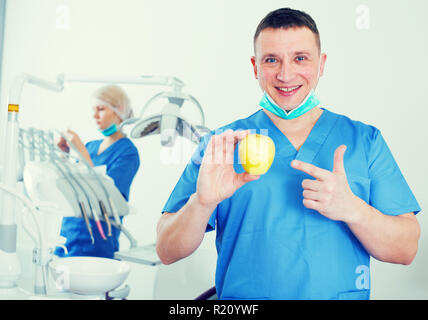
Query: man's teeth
[[278, 86, 300, 92]]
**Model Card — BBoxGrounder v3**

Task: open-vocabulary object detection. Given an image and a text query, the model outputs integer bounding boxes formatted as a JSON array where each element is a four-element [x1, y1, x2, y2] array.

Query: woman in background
[[56, 85, 140, 258]]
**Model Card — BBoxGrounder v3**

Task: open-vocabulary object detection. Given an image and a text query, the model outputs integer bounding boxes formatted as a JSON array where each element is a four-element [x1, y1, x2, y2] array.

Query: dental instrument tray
[[18, 127, 131, 225], [23, 161, 130, 220], [114, 243, 161, 266]]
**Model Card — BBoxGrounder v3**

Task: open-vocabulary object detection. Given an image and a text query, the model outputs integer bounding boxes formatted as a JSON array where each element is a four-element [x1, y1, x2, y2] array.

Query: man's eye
[[296, 56, 306, 62], [265, 57, 277, 63]]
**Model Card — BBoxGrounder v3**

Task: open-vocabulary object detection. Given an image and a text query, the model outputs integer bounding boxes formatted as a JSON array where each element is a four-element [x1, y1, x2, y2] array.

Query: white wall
[[1, 0, 427, 299]]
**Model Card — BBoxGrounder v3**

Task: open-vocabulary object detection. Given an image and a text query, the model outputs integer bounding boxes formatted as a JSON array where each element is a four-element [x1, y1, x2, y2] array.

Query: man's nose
[[276, 61, 296, 82]]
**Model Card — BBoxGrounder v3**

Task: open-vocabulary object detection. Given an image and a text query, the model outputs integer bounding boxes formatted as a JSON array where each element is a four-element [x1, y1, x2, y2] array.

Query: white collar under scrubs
[[162, 108, 420, 300]]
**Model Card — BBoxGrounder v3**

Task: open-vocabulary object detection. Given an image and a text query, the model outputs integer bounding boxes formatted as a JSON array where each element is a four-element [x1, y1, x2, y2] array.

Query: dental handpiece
[[91, 201, 107, 240], [58, 167, 100, 243], [54, 162, 97, 244], [78, 201, 95, 245], [99, 200, 112, 236], [69, 167, 108, 240], [54, 129, 121, 227], [39, 130, 102, 243]]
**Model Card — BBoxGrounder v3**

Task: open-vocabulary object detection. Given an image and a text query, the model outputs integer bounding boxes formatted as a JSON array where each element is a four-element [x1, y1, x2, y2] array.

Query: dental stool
[[152, 233, 216, 300], [195, 286, 217, 300]]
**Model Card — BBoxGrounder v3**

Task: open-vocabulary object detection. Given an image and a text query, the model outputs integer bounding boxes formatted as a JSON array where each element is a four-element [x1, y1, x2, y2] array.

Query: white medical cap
[[92, 85, 133, 121]]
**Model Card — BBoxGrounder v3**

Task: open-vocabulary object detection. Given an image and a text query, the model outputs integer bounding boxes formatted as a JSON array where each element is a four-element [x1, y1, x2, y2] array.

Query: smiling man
[[156, 8, 421, 300], [251, 21, 325, 114]]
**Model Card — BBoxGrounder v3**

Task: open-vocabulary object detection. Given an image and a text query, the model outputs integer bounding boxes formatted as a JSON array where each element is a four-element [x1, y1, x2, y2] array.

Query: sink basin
[[49, 256, 130, 295]]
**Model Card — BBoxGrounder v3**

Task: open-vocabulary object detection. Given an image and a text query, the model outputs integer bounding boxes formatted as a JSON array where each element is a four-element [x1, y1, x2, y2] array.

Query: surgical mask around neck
[[99, 122, 118, 137], [259, 89, 320, 120]]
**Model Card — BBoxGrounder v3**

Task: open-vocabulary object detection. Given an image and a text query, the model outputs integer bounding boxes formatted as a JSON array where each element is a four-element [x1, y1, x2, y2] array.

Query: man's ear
[[251, 56, 258, 79], [319, 53, 327, 77]]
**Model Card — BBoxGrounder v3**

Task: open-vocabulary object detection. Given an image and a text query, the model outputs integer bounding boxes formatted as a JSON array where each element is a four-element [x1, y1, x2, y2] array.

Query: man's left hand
[[290, 145, 360, 222]]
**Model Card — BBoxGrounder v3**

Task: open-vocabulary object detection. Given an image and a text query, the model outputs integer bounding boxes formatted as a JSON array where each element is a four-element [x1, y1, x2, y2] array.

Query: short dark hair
[[253, 8, 321, 54]]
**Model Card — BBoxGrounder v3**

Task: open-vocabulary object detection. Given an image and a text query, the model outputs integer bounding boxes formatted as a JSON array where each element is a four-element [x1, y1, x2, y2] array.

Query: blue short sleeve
[[162, 134, 217, 232], [106, 153, 140, 201], [368, 130, 420, 215], [85, 139, 140, 201]]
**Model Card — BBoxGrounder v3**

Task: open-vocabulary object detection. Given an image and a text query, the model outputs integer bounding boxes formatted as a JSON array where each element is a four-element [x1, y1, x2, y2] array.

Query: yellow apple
[[238, 133, 275, 175]]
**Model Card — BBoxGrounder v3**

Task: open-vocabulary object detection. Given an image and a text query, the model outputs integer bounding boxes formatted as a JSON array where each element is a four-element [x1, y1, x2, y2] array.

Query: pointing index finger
[[290, 160, 331, 181]]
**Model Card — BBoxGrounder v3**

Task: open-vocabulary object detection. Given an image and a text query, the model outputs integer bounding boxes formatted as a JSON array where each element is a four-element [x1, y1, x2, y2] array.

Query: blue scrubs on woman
[[55, 137, 140, 258], [162, 108, 420, 300]]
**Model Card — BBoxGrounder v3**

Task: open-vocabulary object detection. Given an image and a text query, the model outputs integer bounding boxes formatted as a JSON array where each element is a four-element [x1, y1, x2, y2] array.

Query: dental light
[[125, 91, 211, 146], [0, 73, 207, 291]]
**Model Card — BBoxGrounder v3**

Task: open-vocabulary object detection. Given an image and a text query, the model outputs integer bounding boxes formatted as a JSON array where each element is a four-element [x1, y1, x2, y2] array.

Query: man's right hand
[[195, 129, 260, 207], [157, 129, 261, 265]]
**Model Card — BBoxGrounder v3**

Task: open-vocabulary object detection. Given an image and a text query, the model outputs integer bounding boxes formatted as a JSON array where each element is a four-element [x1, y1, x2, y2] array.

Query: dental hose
[[38, 130, 101, 243], [54, 129, 122, 227], [65, 164, 110, 239]]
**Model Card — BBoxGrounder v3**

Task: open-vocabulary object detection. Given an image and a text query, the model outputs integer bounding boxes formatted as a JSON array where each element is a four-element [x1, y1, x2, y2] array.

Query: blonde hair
[[93, 85, 133, 120]]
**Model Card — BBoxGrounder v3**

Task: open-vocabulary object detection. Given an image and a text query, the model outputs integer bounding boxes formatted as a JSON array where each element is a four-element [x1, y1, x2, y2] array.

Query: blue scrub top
[[55, 137, 140, 258], [162, 108, 420, 300]]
